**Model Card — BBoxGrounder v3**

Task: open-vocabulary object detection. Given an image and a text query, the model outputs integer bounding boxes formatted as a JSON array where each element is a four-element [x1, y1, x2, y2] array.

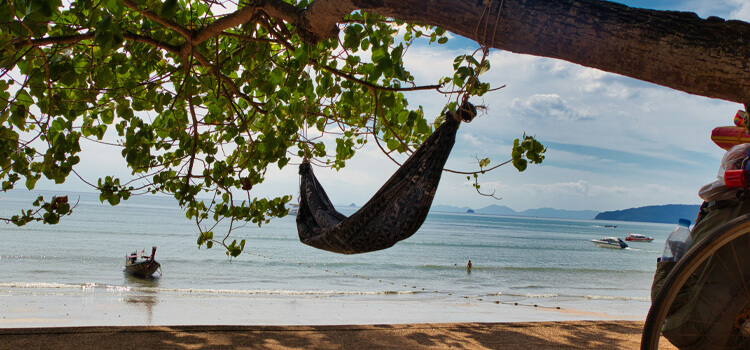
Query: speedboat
[[625, 233, 654, 242], [590, 237, 629, 249], [288, 203, 299, 215]]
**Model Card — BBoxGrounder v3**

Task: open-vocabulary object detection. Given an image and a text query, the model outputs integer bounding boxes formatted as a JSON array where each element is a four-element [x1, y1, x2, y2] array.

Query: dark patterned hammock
[[296, 108, 472, 254]]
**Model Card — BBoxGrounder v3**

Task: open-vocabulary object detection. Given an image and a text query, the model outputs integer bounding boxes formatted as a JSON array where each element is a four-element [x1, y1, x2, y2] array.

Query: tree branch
[[302, 0, 750, 104], [14, 31, 182, 56], [122, 0, 194, 39], [313, 61, 442, 93]]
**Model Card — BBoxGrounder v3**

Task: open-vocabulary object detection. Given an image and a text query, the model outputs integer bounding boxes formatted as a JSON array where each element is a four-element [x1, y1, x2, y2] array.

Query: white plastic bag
[[698, 143, 750, 201]]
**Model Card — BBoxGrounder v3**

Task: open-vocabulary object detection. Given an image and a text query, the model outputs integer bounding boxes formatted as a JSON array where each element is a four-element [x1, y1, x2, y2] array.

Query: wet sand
[[0, 321, 678, 349]]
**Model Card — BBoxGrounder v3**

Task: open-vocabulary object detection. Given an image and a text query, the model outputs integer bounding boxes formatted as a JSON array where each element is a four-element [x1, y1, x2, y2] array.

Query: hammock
[[296, 106, 474, 254]]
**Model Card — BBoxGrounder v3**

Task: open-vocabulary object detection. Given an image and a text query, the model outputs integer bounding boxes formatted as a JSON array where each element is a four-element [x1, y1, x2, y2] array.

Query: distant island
[[594, 204, 701, 224], [430, 203, 703, 224], [430, 204, 598, 220]]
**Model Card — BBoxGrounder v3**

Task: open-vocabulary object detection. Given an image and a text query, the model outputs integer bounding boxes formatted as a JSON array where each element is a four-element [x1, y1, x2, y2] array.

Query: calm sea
[[0, 190, 677, 324]]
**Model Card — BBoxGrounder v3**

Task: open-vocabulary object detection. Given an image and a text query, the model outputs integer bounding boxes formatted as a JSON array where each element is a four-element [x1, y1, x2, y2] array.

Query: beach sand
[[0, 288, 676, 349], [0, 321, 678, 349]]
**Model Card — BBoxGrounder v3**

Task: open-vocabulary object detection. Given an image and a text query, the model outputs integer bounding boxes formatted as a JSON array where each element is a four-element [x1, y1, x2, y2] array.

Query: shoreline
[[1, 286, 648, 329], [0, 321, 678, 349]]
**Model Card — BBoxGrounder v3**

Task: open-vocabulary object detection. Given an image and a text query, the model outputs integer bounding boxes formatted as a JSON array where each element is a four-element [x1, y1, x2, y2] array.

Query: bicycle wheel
[[642, 214, 750, 350]]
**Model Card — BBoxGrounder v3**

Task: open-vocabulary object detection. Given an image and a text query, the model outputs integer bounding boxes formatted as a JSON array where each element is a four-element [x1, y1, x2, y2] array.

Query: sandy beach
[[0, 280, 670, 349], [0, 321, 678, 349]]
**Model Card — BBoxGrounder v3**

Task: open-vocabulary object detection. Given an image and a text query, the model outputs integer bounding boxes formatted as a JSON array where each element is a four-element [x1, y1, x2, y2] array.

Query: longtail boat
[[124, 246, 161, 278]]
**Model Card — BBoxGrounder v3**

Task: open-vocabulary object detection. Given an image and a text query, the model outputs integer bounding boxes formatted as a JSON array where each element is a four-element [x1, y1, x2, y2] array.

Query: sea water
[[0, 190, 675, 326]]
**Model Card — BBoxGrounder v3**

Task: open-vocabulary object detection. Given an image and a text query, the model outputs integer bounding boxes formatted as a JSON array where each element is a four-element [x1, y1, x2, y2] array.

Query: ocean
[[0, 190, 677, 327]]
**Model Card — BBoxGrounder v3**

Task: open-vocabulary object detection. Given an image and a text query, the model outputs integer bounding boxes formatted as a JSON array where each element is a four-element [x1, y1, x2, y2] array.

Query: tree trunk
[[305, 0, 750, 104]]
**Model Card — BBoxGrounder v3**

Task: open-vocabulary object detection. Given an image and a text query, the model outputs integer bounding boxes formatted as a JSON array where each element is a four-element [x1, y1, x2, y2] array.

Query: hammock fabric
[[297, 106, 474, 254]]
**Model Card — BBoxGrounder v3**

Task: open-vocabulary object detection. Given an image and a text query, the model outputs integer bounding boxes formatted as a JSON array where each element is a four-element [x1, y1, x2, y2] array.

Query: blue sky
[[55, 0, 749, 213]]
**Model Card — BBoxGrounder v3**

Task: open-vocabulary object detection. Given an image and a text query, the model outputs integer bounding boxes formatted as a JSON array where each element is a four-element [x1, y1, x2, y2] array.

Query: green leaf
[[15, 89, 33, 108], [479, 158, 490, 168], [101, 110, 114, 124], [386, 138, 399, 151], [94, 15, 123, 52], [159, 0, 178, 18], [105, 0, 124, 16], [371, 46, 388, 63]]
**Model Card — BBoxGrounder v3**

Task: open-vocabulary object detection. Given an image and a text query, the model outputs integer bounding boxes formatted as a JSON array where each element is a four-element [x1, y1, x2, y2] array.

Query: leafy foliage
[[0, 0, 543, 254], [512, 134, 546, 172]]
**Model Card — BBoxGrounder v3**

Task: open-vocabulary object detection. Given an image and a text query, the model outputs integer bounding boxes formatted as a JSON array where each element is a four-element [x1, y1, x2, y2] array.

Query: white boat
[[288, 204, 299, 214], [590, 237, 629, 249]]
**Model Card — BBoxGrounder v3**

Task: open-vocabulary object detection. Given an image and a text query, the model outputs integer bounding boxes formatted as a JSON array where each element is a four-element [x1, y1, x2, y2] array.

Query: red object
[[725, 169, 748, 188], [625, 233, 654, 242], [712, 126, 750, 150], [735, 110, 749, 127]]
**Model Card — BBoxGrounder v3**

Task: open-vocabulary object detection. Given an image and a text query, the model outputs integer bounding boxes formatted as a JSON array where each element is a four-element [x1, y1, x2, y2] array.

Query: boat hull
[[591, 242, 627, 249], [625, 238, 654, 242], [124, 260, 161, 278], [590, 237, 628, 249], [625, 234, 654, 242]]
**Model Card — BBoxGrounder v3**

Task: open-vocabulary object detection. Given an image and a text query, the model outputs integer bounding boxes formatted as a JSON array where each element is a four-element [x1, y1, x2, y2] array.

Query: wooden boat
[[625, 233, 654, 242], [124, 246, 161, 278]]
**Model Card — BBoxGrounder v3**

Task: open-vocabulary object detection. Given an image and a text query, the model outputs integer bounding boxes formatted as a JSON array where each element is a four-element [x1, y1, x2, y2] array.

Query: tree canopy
[[1, 0, 746, 255]]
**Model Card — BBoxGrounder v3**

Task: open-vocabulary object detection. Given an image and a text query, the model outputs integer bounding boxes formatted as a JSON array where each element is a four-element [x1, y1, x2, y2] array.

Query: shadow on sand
[[0, 321, 679, 349]]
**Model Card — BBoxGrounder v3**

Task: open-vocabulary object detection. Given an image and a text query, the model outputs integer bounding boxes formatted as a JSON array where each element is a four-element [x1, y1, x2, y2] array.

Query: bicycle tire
[[642, 213, 750, 349]]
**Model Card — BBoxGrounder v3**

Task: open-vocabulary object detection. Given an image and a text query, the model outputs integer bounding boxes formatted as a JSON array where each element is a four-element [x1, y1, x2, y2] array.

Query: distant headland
[[428, 203, 702, 224], [593, 204, 702, 224]]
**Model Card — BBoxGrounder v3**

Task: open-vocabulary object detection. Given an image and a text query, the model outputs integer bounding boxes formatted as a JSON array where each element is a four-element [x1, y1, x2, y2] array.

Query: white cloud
[[544, 149, 617, 166], [682, 0, 750, 21], [510, 94, 593, 122], [521, 181, 674, 199], [728, 0, 750, 20], [459, 132, 483, 147]]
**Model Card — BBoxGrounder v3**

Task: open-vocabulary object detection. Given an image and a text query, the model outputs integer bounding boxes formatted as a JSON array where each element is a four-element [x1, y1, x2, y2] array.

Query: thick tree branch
[[193, 0, 304, 43], [301, 0, 750, 104], [11, 0, 749, 105]]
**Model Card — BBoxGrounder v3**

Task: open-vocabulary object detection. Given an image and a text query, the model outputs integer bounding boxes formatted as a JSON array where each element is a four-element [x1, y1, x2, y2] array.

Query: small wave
[[525, 293, 560, 298], [0, 255, 62, 260], [0, 282, 423, 297], [156, 288, 422, 296], [419, 264, 445, 269], [508, 285, 548, 289], [0, 282, 76, 289], [584, 295, 650, 301], [493, 291, 649, 302], [500, 266, 647, 274]]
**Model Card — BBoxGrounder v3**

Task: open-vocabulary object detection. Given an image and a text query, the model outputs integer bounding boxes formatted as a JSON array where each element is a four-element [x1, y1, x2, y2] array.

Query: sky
[[37, 0, 750, 213]]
